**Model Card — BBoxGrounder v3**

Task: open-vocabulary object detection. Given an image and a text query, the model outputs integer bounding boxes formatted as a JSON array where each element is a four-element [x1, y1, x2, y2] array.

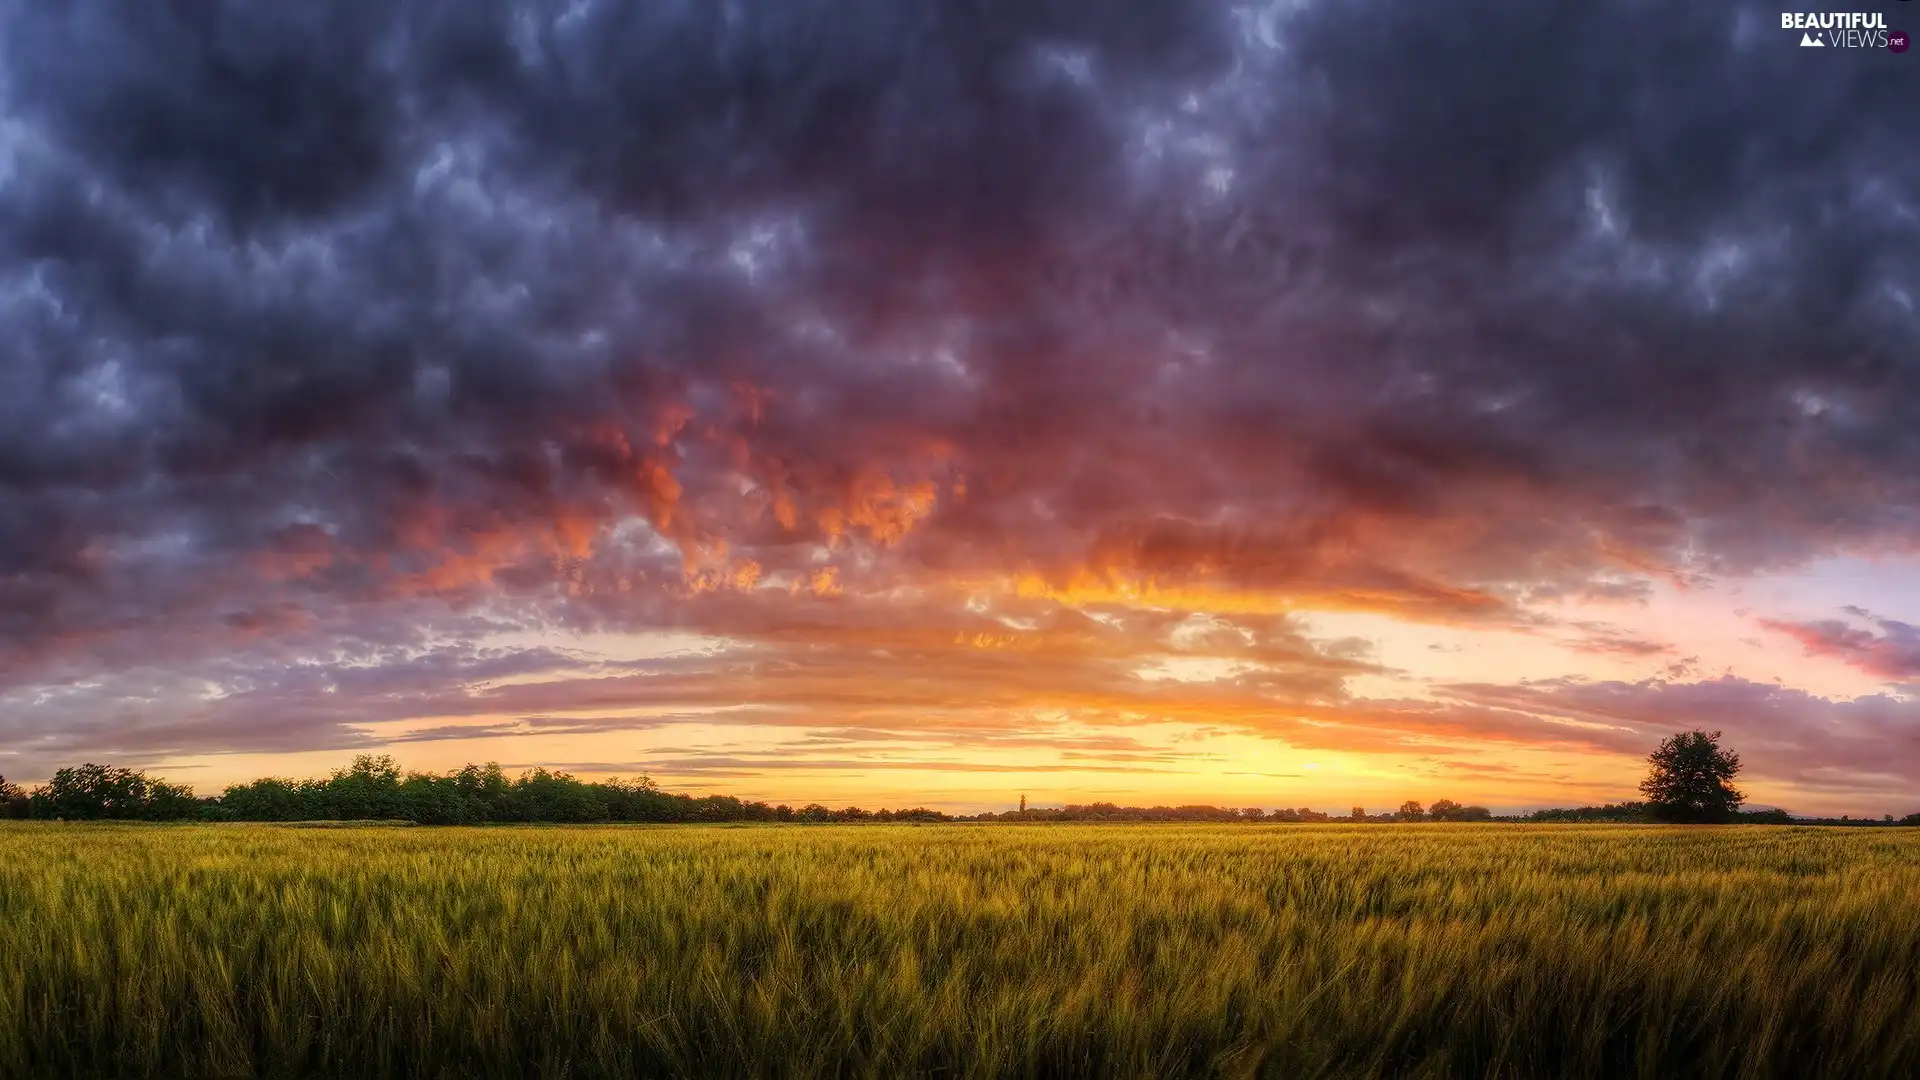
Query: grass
[[1, 823, 1916, 1079]]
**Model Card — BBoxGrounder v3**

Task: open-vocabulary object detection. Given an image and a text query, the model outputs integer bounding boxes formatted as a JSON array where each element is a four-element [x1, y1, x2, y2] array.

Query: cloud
[[0, 1, 1914, 802], [1763, 609, 1920, 680], [519, 752, 1188, 779], [1565, 622, 1673, 658]]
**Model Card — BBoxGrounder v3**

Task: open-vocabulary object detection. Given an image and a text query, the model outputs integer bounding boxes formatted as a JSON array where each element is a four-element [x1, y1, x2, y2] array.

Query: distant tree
[[144, 779, 201, 821], [220, 777, 316, 821], [0, 775, 26, 819], [19, 763, 197, 820], [1522, 801, 1650, 824], [1240, 807, 1265, 822], [1426, 799, 1494, 823], [345, 754, 402, 785], [452, 763, 515, 820], [319, 754, 407, 819], [35, 764, 150, 819], [1640, 730, 1745, 823], [1396, 800, 1426, 822], [1351, 806, 1366, 822], [397, 771, 471, 825], [512, 768, 608, 823]]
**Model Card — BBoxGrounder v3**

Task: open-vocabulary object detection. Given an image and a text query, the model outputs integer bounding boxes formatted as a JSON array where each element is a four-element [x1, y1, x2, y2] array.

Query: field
[[1, 824, 1916, 1079]]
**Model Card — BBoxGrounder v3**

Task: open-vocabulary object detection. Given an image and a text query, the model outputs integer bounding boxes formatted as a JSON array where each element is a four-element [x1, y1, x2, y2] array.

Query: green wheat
[[1, 823, 1915, 1079]]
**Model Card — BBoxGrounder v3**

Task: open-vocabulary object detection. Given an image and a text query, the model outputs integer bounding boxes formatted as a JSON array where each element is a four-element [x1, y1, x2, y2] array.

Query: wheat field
[[1, 823, 1915, 1079]]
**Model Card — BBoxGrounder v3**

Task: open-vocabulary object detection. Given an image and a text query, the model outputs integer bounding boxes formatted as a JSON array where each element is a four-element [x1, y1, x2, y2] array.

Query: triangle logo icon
[[1800, 32, 1824, 46]]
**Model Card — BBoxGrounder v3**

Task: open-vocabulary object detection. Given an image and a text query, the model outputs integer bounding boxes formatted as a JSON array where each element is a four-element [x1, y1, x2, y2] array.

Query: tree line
[[0, 760, 1503, 825], [1515, 802, 1916, 826], [975, 800, 1497, 823], [2, 731, 1914, 826], [0, 756, 951, 825]]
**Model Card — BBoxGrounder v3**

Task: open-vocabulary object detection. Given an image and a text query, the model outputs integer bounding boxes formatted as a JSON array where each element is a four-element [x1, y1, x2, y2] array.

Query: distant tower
[[1019, 793, 1027, 813]]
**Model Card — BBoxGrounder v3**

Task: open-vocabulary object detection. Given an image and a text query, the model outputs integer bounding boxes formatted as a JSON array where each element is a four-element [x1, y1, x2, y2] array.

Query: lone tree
[[1640, 730, 1745, 823]]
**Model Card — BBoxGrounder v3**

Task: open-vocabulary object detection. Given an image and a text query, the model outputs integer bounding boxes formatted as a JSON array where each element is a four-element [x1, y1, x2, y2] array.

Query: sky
[[0, 1, 1917, 815]]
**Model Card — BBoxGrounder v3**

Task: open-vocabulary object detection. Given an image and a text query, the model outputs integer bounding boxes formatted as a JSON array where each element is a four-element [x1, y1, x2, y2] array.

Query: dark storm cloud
[[6, 4, 403, 225], [0, 0, 1916, 772]]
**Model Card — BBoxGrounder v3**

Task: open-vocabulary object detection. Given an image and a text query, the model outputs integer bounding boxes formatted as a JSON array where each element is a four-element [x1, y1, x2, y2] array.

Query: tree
[[1522, 801, 1648, 823], [36, 763, 150, 819], [1396, 800, 1426, 822], [1428, 795, 1497, 818], [21, 763, 199, 820], [511, 768, 608, 823], [320, 754, 406, 819], [1640, 730, 1745, 823], [0, 775, 27, 819], [1350, 806, 1366, 822], [144, 779, 202, 821], [220, 777, 316, 821], [1427, 799, 1494, 822]]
